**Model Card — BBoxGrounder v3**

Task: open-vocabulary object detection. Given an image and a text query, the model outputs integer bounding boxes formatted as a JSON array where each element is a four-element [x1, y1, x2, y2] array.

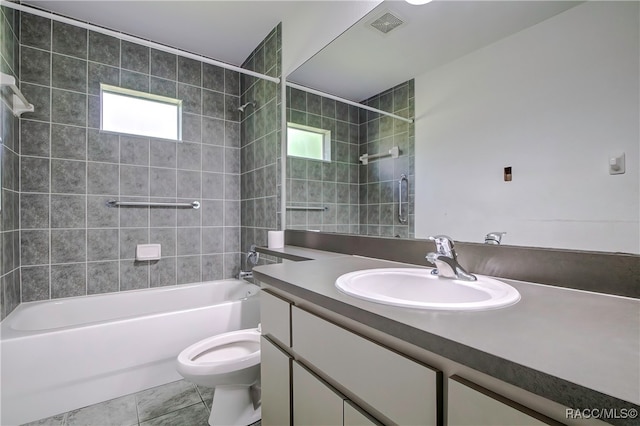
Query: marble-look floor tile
[[135, 380, 201, 422], [66, 395, 138, 426], [21, 413, 66, 426], [195, 385, 215, 410], [138, 403, 209, 426], [20, 380, 265, 426]]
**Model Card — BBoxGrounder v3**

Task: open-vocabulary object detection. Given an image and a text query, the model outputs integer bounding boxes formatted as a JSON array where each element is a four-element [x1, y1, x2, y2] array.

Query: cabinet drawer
[[448, 376, 562, 426], [260, 290, 291, 346], [293, 361, 345, 426], [292, 307, 440, 425], [344, 401, 382, 426]]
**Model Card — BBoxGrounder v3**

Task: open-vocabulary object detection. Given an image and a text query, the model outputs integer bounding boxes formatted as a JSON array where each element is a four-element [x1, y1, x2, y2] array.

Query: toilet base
[[209, 384, 261, 426]]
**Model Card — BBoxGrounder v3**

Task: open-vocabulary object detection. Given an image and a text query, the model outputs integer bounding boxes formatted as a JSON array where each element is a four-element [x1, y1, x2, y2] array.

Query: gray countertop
[[253, 255, 640, 415], [256, 245, 347, 262]]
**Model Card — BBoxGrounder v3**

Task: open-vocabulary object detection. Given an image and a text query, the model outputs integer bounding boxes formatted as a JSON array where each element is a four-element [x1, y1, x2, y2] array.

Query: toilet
[[177, 327, 261, 426]]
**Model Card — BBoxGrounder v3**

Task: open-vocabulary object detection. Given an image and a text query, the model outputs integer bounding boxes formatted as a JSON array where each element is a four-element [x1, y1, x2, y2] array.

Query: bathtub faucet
[[238, 270, 253, 280], [247, 245, 260, 265]]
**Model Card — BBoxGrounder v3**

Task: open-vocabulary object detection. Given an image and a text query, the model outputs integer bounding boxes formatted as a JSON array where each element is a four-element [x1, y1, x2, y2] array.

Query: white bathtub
[[0, 279, 260, 425]]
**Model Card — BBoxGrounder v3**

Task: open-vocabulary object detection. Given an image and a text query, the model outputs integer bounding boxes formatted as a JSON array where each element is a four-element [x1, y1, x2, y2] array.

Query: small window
[[100, 84, 182, 141], [287, 123, 331, 161]]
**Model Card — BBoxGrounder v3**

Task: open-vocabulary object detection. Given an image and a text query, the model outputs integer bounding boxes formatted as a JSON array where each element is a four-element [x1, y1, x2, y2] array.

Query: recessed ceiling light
[[406, 0, 433, 5]]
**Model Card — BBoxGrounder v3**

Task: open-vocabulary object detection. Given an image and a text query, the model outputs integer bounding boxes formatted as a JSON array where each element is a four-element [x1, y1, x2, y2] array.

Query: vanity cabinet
[[447, 376, 562, 426], [259, 288, 440, 426], [260, 336, 291, 426], [293, 361, 345, 425], [292, 306, 440, 425], [344, 401, 381, 426], [260, 290, 291, 347], [259, 287, 579, 426], [292, 361, 383, 426]]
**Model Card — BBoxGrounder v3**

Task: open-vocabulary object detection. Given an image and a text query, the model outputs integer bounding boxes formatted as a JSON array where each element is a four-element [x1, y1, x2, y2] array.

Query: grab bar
[[285, 206, 328, 211], [106, 200, 200, 209], [359, 146, 399, 165], [398, 174, 408, 224]]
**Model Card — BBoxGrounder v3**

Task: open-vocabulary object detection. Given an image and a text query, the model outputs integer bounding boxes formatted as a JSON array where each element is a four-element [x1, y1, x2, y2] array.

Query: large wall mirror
[[284, 0, 639, 255]]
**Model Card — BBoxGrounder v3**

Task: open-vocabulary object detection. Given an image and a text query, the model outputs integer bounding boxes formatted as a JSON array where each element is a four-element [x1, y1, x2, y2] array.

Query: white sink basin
[[335, 268, 520, 311]]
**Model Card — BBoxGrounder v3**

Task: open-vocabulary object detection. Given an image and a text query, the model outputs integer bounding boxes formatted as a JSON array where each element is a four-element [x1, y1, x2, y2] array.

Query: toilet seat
[[177, 328, 260, 377]]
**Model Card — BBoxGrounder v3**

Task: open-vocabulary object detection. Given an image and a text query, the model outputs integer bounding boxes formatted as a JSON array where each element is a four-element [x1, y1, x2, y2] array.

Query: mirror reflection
[[285, 0, 639, 254], [285, 80, 415, 238]]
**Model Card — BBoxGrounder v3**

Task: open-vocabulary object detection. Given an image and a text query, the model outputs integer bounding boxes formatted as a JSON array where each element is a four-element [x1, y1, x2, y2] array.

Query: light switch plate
[[609, 153, 625, 175]]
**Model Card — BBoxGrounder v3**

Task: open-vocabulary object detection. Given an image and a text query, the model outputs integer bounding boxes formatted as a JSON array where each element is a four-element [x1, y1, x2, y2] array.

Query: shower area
[[0, 6, 282, 320], [0, 3, 412, 319], [285, 81, 415, 239]]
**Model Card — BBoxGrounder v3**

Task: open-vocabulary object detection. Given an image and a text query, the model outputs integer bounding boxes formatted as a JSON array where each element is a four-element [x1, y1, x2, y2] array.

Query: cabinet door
[[260, 290, 291, 346], [448, 376, 561, 426], [344, 401, 382, 426], [293, 361, 345, 426], [261, 336, 291, 426], [292, 307, 440, 425]]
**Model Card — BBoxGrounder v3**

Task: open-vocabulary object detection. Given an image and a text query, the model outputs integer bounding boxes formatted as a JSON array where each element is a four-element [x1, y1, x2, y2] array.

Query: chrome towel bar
[[285, 206, 328, 211], [106, 200, 200, 209], [359, 146, 399, 165]]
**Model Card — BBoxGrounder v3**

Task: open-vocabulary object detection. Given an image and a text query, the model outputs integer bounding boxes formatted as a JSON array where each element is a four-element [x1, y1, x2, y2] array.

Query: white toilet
[[176, 327, 261, 426]]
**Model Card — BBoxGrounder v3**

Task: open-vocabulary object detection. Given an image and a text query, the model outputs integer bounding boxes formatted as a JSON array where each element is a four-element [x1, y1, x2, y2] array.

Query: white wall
[[414, 1, 639, 254]]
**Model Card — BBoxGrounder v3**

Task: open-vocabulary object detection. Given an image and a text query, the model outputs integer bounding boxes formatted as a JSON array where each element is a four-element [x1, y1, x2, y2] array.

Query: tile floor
[[22, 379, 262, 426]]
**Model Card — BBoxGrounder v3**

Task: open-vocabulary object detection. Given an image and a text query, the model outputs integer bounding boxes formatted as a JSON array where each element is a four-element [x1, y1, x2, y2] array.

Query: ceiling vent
[[369, 12, 405, 34]]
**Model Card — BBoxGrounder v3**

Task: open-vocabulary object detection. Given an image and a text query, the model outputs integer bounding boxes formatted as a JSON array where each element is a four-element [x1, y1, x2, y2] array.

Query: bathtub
[[0, 279, 260, 425]]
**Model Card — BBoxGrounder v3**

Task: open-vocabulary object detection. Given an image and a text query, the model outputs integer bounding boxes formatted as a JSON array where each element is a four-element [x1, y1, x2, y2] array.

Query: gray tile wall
[[285, 86, 360, 234], [18, 11, 242, 302], [283, 80, 414, 238], [359, 80, 415, 238], [1, 4, 21, 319], [240, 24, 281, 269]]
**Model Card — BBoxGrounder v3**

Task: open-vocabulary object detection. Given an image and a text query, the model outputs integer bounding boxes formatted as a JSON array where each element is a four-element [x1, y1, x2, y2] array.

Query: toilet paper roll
[[268, 231, 284, 249]]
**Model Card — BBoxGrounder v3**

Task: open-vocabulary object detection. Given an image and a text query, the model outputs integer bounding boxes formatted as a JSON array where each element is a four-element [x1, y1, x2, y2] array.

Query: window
[[287, 123, 331, 161], [100, 84, 182, 141]]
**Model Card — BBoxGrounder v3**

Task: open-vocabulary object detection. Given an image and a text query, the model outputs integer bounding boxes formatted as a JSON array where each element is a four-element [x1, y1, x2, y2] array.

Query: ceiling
[[288, 0, 582, 101], [24, 0, 381, 69], [24, 1, 581, 102]]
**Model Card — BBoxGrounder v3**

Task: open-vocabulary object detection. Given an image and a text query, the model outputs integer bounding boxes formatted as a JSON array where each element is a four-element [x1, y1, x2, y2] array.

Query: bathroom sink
[[335, 268, 520, 311]]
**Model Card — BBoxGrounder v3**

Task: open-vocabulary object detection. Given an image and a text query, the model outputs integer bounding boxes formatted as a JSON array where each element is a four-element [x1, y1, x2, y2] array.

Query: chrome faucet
[[426, 235, 477, 281], [238, 270, 253, 280], [485, 232, 506, 245], [247, 245, 260, 265], [238, 245, 260, 280]]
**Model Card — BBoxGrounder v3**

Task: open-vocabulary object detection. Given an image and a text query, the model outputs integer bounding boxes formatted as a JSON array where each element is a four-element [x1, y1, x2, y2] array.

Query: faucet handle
[[425, 252, 438, 264], [485, 232, 507, 245], [247, 244, 260, 265], [428, 235, 455, 256]]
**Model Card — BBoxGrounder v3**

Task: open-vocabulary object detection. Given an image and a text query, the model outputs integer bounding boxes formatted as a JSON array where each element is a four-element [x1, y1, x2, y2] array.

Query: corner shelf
[[0, 72, 35, 117]]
